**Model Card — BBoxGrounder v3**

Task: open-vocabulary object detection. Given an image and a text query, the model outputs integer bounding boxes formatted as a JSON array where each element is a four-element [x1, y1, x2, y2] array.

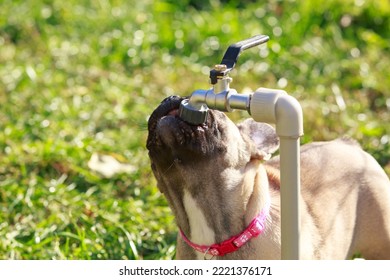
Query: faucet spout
[[179, 89, 251, 125]]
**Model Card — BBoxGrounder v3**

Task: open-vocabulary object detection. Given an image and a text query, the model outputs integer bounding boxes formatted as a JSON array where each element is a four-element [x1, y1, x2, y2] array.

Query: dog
[[146, 95, 390, 259]]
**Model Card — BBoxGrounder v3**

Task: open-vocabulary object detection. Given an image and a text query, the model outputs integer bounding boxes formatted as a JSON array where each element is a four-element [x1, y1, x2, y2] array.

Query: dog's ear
[[237, 119, 279, 160]]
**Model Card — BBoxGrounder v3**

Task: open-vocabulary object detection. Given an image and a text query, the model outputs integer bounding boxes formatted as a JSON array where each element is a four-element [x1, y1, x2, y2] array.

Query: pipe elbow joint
[[250, 87, 303, 138], [275, 94, 303, 138]]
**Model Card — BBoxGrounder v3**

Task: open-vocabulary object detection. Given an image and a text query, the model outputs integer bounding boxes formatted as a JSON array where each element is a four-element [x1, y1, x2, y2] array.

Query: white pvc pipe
[[279, 138, 300, 259], [250, 88, 303, 260]]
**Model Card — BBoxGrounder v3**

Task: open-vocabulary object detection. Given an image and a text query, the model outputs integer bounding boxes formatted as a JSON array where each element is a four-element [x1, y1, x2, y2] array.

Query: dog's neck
[[176, 159, 272, 259]]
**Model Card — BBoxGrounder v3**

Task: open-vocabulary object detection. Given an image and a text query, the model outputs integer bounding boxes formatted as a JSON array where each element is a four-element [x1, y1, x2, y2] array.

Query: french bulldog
[[146, 95, 390, 259]]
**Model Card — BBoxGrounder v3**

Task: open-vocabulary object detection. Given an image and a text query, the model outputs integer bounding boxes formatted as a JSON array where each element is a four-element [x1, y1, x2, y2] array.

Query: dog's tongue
[[167, 109, 179, 116]]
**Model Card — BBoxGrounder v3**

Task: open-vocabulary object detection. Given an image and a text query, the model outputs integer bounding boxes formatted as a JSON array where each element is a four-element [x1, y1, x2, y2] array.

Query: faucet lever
[[210, 35, 269, 84], [179, 35, 270, 125]]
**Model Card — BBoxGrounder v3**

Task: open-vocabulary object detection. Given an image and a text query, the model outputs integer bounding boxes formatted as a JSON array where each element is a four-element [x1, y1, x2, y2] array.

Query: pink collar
[[179, 202, 270, 257]]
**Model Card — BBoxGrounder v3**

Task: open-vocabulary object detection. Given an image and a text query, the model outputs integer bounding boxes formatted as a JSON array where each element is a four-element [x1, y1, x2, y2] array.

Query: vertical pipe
[[279, 137, 300, 259], [251, 89, 303, 260]]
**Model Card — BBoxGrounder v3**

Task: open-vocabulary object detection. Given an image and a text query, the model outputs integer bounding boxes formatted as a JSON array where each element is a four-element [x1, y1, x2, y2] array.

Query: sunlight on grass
[[0, 0, 389, 259]]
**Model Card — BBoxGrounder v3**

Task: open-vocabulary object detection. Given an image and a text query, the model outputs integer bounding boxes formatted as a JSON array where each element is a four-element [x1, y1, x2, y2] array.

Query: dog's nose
[[161, 95, 182, 104]]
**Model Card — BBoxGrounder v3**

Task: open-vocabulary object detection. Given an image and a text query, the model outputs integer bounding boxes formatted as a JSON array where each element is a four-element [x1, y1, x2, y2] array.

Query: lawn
[[0, 0, 389, 259]]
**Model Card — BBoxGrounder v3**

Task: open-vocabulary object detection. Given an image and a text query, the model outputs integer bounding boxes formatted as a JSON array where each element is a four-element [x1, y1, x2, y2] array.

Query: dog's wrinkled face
[[146, 96, 279, 194], [147, 96, 246, 169], [147, 96, 226, 167]]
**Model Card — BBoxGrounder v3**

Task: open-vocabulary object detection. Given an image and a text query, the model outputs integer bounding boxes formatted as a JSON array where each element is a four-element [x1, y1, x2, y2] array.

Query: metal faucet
[[179, 35, 269, 125]]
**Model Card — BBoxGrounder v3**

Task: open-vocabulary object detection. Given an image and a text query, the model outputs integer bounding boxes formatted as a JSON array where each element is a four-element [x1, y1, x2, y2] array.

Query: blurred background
[[0, 0, 389, 259]]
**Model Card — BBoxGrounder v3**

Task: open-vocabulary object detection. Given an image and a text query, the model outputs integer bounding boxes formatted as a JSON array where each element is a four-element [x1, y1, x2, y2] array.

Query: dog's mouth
[[146, 96, 222, 163]]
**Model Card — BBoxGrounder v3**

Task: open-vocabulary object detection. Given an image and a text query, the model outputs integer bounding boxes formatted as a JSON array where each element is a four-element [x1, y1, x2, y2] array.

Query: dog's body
[[147, 96, 390, 259]]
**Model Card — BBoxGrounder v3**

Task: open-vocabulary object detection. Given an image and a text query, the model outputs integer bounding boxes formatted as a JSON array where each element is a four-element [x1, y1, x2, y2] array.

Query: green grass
[[0, 0, 389, 259]]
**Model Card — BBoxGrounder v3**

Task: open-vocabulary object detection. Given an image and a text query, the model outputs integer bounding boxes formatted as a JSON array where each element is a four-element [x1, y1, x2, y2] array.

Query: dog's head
[[146, 96, 279, 194]]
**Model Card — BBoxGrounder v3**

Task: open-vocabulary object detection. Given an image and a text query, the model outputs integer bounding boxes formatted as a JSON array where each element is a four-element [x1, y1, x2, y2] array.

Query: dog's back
[[269, 138, 390, 259]]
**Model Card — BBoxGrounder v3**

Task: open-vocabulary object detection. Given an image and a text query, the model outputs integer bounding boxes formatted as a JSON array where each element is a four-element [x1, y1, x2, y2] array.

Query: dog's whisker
[[163, 161, 176, 174], [162, 158, 183, 175]]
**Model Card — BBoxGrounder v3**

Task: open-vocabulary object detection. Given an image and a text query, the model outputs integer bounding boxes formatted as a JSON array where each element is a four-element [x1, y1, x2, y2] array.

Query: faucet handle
[[210, 35, 269, 84]]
